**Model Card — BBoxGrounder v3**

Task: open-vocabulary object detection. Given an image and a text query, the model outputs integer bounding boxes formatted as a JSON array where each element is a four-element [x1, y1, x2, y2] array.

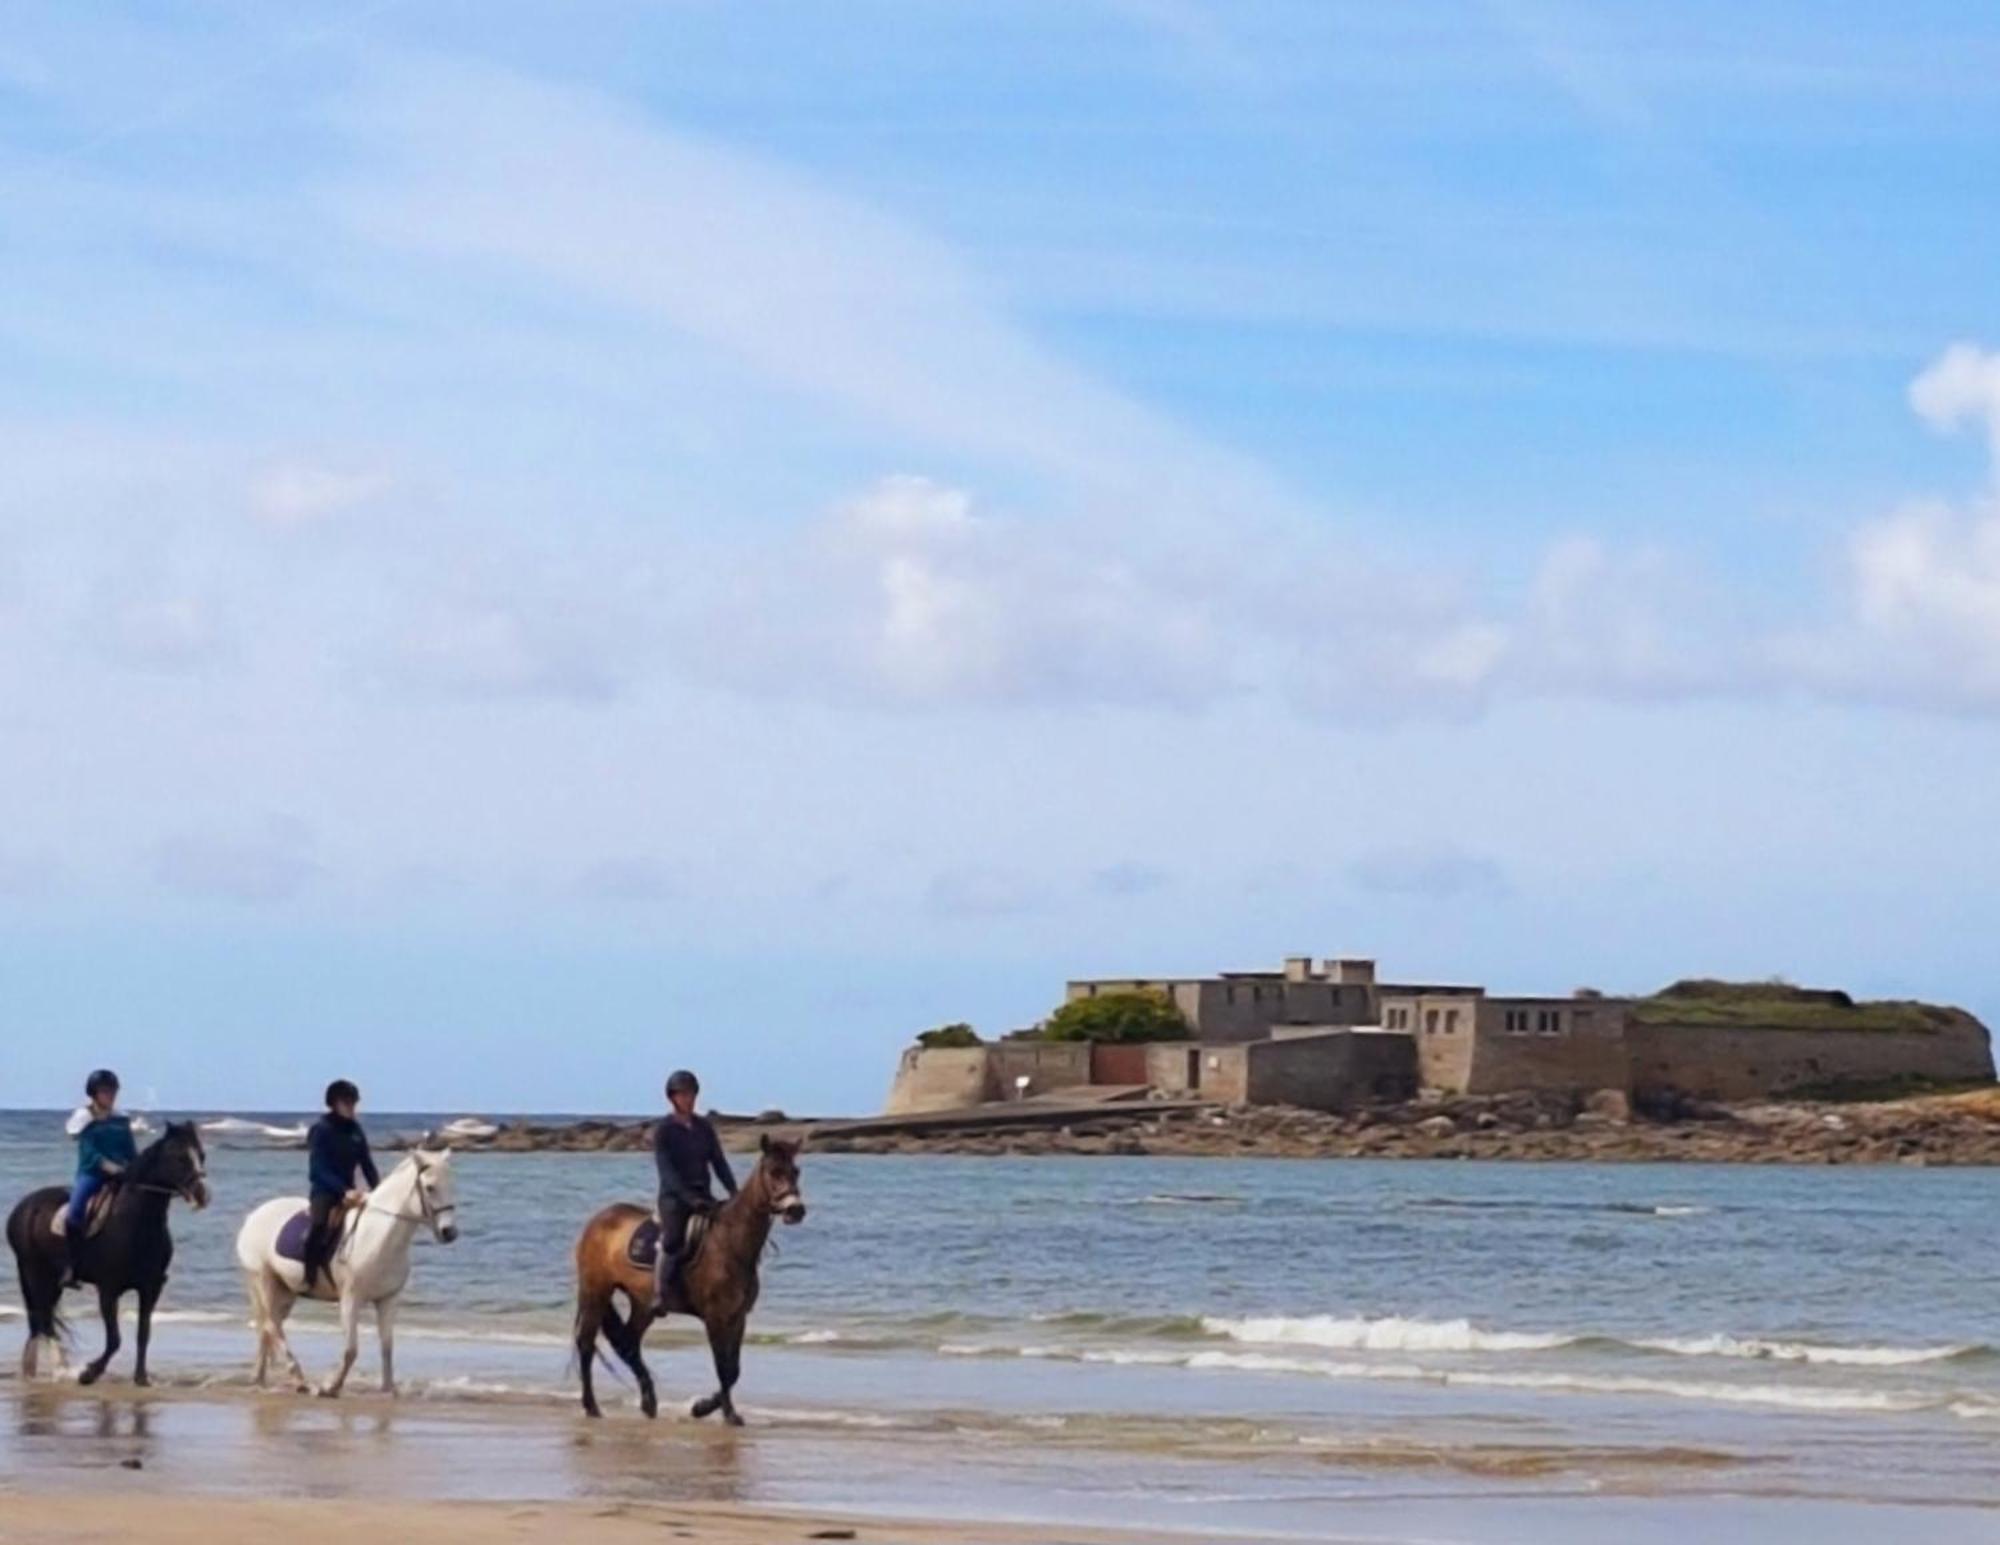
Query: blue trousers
[[66, 1172, 106, 1233]]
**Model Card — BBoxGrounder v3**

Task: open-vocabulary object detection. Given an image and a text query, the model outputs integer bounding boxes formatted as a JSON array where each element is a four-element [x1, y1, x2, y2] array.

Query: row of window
[[1380, 1003, 1595, 1037]]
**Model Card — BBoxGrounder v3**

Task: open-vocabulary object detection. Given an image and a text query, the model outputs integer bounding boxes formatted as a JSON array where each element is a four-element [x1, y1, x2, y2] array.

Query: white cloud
[[1783, 344, 2000, 710], [1909, 342, 2000, 465], [248, 463, 389, 528], [683, 475, 1235, 710]]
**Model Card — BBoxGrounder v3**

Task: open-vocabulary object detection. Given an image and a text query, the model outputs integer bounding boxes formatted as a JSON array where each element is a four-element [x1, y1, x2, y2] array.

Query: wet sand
[[0, 1494, 1143, 1545]]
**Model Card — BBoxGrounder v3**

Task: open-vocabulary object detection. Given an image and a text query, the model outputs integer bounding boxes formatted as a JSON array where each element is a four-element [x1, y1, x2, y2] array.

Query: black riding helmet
[[325, 1078, 361, 1110], [85, 1069, 120, 1098], [665, 1069, 700, 1097]]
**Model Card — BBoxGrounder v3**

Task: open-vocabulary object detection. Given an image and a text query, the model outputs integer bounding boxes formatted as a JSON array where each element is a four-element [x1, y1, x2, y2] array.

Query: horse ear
[[759, 1132, 771, 1155]]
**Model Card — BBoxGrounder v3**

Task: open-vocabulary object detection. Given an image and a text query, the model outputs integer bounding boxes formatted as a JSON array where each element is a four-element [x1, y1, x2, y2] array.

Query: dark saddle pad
[[275, 1206, 351, 1263], [627, 1211, 709, 1269]]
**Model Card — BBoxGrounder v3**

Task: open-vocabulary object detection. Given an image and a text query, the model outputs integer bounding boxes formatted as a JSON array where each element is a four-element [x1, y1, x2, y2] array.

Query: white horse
[[233, 1144, 459, 1397]]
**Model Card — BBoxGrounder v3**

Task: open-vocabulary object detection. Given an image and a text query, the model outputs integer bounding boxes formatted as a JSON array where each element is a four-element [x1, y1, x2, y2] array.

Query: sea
[[4, 1108, 2000, 1542]]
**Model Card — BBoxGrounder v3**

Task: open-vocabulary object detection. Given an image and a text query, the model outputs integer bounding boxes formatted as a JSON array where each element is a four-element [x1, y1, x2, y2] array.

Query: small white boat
[[440, 1116, 501, 1141], [198, 1116, 309, 1142]]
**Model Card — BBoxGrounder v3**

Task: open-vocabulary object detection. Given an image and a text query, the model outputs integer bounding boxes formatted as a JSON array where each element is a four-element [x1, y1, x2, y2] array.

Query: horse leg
[[255, 1271, 311, 1393], [245, 1269, 271, 1387], [575, 1290, 606, 1419], [600, 1299, 657, 1419], [18, 1261, 59, 1380], [692, 1318, 745, 1426], [133, 1280, 160, 1387], [78, 1284, 121, 1385], [376, 1295, 399, 1396], [320, 1288, 361, 1397]]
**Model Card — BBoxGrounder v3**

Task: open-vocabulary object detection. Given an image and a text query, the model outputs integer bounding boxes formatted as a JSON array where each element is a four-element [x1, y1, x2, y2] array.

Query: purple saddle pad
[[274, 1208, 316, 1263]]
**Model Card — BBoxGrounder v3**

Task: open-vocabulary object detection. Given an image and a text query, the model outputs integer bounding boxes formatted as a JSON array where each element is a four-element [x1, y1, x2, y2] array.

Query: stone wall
[[1386, 993, 1479, 1091], [1466, 998, 1630, 1094], [883, 1042, 1091, 1114], [1143, 1031, 1418, 1111], [1244, 1030, 1418, 1111], [1627, 1016, 1995, 1100]]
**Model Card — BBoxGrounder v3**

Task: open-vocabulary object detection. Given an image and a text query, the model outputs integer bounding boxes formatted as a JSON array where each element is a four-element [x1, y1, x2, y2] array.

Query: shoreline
[[437, 1087, 2000, 1165]]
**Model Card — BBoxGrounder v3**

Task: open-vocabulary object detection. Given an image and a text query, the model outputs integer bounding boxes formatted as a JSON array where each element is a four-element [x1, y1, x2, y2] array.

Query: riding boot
[[58, 1235, 77, 1290], [654, 1248, 681, 1308]]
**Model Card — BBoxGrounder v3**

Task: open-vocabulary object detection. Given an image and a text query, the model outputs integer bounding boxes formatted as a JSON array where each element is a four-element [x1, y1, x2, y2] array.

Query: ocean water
[[4, 1109, 2000, 1540]]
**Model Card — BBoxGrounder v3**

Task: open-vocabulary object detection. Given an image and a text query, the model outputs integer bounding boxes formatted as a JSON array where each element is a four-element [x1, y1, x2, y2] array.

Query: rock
[[1583, 1089, 1632, 1123], [1414, 1115, 1458, 1139]]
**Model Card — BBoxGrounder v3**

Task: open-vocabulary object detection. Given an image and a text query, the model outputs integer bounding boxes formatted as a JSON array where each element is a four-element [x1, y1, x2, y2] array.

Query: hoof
[[689, 1396, 717, 1420], [582, 1404, 602, 1420], [316, 1386, 339, 1399], [78, 1366, 103, 1387], [640, 1392, 658, 1420], [133, 1373, 150, 1389], [723, 1409, 744, 1428]]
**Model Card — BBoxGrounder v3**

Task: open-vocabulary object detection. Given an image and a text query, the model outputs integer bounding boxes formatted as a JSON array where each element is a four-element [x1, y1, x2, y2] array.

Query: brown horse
[[572, 1134, 806, 1424]]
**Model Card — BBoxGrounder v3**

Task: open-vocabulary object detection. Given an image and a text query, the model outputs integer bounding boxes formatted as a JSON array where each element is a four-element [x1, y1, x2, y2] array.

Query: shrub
[[1040, 991, 1190, 1044], [915, 1023, 983, 1049]]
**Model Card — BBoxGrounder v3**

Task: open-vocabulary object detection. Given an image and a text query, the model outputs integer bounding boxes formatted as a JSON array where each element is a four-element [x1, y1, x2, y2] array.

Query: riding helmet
[[325, 1078, 361, 1109], [665, 1069, 700, 1097], [85, 1068, 120, 1098]]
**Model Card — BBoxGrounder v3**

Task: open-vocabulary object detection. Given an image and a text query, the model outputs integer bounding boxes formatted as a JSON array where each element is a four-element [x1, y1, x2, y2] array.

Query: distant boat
[[441, 1116, 501, 1141], [199, 1116, 309, 1142]]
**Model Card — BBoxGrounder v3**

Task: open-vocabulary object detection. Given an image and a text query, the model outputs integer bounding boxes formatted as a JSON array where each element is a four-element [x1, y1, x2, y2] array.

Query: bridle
[[364, 1154, 457, 1235], [134, 1138, 209, 1207]]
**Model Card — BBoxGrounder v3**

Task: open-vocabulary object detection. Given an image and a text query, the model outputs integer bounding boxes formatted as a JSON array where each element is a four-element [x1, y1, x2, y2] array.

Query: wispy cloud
[[151, 815, 320, 904], [1349, 844, 1511, 901]]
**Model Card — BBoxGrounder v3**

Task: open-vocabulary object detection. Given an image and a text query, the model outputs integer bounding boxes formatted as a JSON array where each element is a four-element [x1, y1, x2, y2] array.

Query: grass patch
[[1631, 979, 1959, 1035]]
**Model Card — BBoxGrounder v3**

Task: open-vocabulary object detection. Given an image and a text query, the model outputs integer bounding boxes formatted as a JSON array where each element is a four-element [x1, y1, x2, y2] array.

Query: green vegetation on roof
[[1631, 979, 1959, 1034]]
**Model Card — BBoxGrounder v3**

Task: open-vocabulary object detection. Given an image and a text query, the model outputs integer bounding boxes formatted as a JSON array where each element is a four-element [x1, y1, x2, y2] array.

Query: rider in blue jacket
[[64, 1069, 136, 1285]]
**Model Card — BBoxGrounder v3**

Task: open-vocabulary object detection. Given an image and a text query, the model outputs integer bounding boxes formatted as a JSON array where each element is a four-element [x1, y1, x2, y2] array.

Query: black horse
[[6, 1122, 210, 1386]]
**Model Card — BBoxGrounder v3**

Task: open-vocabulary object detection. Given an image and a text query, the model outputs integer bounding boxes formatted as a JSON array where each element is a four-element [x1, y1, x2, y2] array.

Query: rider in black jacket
[[303, 1079, 380, 1292], [653, 1070, 736, 1304]]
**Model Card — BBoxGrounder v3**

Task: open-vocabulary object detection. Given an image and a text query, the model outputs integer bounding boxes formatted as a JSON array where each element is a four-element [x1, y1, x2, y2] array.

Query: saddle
[[626, 1210, 710, 1270], [48, 1184, 118, 1240], [274, 1200, 358, 1265]]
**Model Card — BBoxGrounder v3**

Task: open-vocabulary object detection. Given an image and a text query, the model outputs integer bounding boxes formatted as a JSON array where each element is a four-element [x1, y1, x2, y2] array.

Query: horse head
[[756, 1133, 807, 1225], [409, 1142, 460, 1244], [138, 1121, 210, 1209]]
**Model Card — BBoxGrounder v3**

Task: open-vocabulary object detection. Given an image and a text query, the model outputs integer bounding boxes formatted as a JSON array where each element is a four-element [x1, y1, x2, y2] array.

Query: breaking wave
[[1204, 1314, 1573, 1354], [944, 1342, 1997, 1418]]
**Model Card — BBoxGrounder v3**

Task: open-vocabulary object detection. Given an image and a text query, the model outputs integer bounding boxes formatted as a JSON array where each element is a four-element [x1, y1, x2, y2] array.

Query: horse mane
[[128, 1122, 195, 1180]]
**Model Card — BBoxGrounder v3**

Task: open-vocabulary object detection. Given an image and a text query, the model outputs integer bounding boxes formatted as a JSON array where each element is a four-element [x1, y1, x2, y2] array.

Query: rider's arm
[[355, 1130, 381, 1191], [707, 1125, 739, 1197]]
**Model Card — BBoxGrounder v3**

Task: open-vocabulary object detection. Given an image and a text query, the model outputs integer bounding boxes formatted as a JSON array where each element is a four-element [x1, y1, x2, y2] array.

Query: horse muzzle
[[780, 1199, 807, 1226], [187, 1179, 211, 1211]]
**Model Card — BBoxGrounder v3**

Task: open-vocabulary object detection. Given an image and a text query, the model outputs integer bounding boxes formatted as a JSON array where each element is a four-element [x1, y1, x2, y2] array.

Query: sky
[[4, 1, 2000, 1113]]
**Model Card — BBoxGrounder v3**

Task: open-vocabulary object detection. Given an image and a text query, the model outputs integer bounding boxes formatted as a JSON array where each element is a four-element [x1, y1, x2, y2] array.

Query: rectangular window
[[1425, 1009, 1439, 1035], [1445, 1009, 1459, 1034]]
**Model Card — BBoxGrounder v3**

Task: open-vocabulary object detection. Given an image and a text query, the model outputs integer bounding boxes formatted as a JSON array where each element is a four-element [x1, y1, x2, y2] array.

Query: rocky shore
[[435, 1087, 2000, 1165]]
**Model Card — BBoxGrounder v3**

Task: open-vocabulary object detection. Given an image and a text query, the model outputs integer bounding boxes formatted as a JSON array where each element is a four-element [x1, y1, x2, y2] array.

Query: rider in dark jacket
[[653, 1069, 737, 1303], [303, 1080, 380, 1291]]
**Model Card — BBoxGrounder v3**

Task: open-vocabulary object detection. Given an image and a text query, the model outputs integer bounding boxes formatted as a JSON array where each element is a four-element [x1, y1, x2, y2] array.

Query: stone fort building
[[885, 955, 1994, 1116]]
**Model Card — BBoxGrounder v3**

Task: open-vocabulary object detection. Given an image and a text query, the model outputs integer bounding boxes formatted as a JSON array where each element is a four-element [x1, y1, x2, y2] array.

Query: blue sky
[[4, 2, 2000, 1112]]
